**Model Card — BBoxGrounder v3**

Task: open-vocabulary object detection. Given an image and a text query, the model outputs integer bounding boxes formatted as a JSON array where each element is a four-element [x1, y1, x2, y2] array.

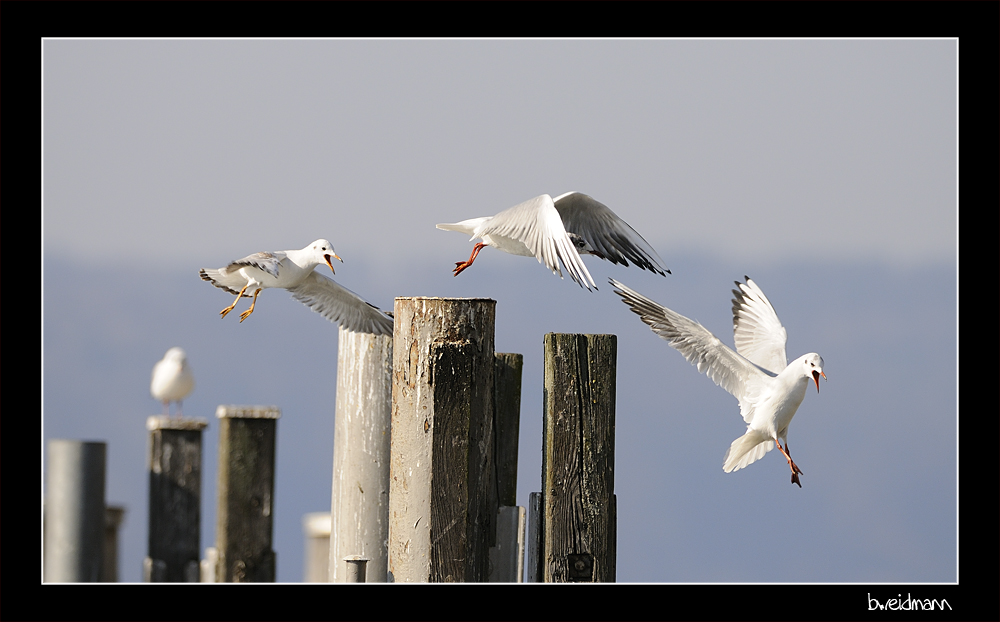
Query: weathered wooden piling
[[534, 333, 617, 582], [388, 297, 497, 582], [329, 327, 393, 582], [489, 352, 525, 582], [214, 405, 280, 582], [145, 415, 208, 582], [493, 352, 523, 509], [44, 440, 106, 582]]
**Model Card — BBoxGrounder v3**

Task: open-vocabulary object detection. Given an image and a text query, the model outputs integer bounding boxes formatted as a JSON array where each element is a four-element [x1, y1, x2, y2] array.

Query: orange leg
[[453, 243, 487, 277], [220, 283, 251, 319], [239, 288, 262, 322], [776, 439, 803, 487]]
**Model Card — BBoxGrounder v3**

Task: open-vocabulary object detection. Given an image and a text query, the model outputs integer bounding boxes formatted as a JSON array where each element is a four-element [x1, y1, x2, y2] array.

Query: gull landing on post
[[437, 192, 669, 291], [199, 239, 394, 336], [610, 276, 825, 487]]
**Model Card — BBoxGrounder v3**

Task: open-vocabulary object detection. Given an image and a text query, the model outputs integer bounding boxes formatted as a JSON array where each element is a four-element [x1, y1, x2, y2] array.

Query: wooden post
[[214, 405, 280, 582], [493, 353, 523, 509], [103, 505, 126, 582], [388, 297, 496, 582], [489, 352, 525, 582], [44, 440, 106, 582], [537, 333, 617, 582], [329, 327, 393, 582], [343, 556, 369, 582], [303, 512, 331, 582], [145, 416, 208, 582]]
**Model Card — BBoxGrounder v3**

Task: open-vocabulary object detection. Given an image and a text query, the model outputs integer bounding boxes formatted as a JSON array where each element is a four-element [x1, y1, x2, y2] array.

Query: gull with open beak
[[199, 239, 393, 335], [611, 276, 825, 487]]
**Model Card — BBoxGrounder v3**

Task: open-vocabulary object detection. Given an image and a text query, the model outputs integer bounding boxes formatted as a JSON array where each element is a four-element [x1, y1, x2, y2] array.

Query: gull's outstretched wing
[[731, 276, 787, 374], [479, 194, 596, 290], [553, 192, 669, 276], [611, 278, 771, 424], [288, 271, 394, 336]]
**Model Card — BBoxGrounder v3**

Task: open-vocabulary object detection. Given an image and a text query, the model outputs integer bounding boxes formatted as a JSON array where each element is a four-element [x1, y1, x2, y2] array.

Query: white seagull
[[437, 192, 669, 291], [610, 277, 825, 487], [151, 347, 195, 417], [199, 239, 394, 336]]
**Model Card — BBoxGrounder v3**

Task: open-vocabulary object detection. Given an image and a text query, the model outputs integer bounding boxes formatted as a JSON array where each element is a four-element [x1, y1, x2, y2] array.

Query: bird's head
[[802, 353, 826, 392], [310, 239, 343, 273], [165, 347, 187, 362], [567, 232, 606, 259]]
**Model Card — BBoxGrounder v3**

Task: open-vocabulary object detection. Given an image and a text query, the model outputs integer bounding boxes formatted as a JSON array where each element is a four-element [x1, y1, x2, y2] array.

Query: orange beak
[[812, 370, 827, 393], [325, 253, 343, 274]]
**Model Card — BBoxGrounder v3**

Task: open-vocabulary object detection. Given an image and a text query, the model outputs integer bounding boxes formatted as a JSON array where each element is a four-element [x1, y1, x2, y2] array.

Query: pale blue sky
[[43, 39, 957, 585]]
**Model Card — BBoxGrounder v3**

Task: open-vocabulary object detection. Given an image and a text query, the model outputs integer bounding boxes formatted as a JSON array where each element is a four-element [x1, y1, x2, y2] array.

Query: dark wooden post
[[493, 352, 523, 509], [145, 416, 208, 582], [489, 352, 526, 582], [215, 405, 280, 582], [103, 505, 126, 582], [537, 333, 617, 582], [388, 297, 496, 582]]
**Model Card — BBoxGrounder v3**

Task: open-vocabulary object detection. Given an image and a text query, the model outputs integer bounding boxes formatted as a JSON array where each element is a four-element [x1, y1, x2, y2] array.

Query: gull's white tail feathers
[[723, 429, 774, 473]]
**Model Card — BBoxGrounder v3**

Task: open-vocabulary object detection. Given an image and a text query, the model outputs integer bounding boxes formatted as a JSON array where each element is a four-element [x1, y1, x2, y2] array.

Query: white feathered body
[[151, 347, 195, 404], [722, 357, 811, 473], [610, 277, 824, 478], [199, 249, 314, 297], [437, 192, 669, 291], [199, 240, 394, 336]]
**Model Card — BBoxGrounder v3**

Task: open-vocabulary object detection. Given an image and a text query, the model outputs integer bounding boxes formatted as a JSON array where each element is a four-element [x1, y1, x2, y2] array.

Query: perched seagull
[[199, 239, 393, 336], [437, 192, 669, 291], [610, 277, 825, 487], [151, 347, 195, 417]]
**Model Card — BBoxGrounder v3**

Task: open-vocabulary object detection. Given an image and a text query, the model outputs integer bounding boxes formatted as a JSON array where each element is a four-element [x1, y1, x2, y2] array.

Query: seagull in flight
[[151, 347, 194, 417], [199, 239, 393, 336], [611, 276, 825, 487], [437, 192, 669, 291]]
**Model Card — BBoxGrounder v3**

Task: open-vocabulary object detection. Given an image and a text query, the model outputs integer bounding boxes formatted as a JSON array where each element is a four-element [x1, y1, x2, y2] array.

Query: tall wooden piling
[[329, 327, 393, 582], [536, 333, 617, 582], [489, 352, 525, 582], [214, 405, 280, 582], [388, 297, 496, 582], [493, 352, 523, 509], [145, 416, 208, 582], [44, 440, 107, 582]]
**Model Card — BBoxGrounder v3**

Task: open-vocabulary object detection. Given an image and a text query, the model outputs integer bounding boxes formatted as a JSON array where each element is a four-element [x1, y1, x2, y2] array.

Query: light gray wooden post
[[329, 327, 393, 582], [343, 556, 369, 582], [388, 297, 496, 583], [44, 440, 106, 582], [537, 333, 617, 582], [145, 415, 208, 582], [215, 405, 280, 582], [303, 512, 331, 582]]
